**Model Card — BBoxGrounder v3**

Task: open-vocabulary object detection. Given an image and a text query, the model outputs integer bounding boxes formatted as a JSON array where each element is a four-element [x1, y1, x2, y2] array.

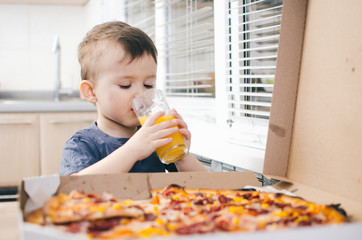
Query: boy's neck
[[96, 119, 137, 138]]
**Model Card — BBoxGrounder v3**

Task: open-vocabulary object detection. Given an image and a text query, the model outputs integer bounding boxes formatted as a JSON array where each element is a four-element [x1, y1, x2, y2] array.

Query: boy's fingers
[[178, 119, 187, 129], [170, 109, 188, 129], [154, 138, 173, 148], [148, 119, 179, 132], [143, 111, 165, 126], [148, 127, 179, 141], [180, 128, 191, 139], [171, 108, 182, 119], [173, 117, 187, 129], [146, 115, 181, 131]]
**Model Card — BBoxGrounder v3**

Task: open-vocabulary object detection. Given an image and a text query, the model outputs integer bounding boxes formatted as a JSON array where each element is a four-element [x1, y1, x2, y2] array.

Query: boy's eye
[[120, 85, 131, 89], [144, 84, 154, 89]]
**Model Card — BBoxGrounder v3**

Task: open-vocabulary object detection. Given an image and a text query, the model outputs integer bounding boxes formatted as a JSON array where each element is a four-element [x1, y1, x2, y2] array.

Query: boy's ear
[[79, 80, 97, 104]]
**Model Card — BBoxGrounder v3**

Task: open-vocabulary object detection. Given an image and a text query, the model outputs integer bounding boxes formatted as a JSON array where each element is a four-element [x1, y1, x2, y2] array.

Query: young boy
[[60, 21, 208, 175]]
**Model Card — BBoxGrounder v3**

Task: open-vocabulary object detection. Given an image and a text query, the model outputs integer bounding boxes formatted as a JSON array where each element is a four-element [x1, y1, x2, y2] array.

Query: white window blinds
[[226, 0, 282, 150], [121, 0, 156, 41], [155, 0, 215, 98]]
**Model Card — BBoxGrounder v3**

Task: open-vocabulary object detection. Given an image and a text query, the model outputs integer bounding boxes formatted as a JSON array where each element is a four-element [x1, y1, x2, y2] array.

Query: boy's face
[[92, 43, 157, 133]]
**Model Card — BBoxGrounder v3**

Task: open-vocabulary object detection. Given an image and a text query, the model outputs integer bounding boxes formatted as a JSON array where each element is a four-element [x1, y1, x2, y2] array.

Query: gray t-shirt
[[60, 122, 177, 175]]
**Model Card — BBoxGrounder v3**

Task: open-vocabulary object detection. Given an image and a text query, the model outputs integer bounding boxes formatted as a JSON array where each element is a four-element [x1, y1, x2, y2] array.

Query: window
[[114, 0, 283, 173], [156, 1, 215, 98], [154, 0, 216, 123], [225, 0, 282, 150], [117, 0, 156, 41]]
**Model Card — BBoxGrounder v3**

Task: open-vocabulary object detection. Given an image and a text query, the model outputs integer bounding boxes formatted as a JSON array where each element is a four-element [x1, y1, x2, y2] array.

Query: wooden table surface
[[0, 201, 20, 240]]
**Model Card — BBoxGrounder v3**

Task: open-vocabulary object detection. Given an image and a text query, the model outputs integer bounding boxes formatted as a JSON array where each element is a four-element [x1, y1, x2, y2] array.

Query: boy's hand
[[125, 111, 180, 160], [170, 108, 192, 150]]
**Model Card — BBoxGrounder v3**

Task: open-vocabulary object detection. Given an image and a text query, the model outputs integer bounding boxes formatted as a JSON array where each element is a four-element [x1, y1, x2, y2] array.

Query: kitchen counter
[[0, 90, 96, 112], [0, 201, 20, 240], [0, 99, 96, 112]]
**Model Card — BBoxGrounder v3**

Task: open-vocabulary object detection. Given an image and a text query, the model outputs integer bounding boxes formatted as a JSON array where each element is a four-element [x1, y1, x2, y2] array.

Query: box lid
[[264, 0, 362, 219]]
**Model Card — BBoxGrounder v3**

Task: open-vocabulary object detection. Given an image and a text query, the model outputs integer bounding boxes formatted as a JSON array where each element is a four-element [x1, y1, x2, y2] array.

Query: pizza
[[25, 184, 347, 239]]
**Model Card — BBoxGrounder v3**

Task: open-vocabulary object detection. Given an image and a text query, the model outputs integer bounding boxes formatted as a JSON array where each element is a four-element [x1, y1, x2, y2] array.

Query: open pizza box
[[18, 0, 362, 239], [17, 172, 362, 240]]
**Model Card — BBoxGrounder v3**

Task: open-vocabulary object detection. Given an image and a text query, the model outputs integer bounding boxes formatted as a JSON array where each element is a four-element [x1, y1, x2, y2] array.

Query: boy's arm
[[73, 112, 179, 175], [73, 143, 143, 175], [174, 153, 209, 172], [75, 146, 209, 175]]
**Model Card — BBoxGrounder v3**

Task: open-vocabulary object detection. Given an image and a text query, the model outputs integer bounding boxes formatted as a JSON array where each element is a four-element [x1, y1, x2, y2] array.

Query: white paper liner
[[24, 174, 60, 215]]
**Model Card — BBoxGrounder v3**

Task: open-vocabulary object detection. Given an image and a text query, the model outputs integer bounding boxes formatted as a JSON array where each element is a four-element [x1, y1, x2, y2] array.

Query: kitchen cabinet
[[0, 111, 96, 186], [0, 113, 40, 187], [40, 112, 97, 175]]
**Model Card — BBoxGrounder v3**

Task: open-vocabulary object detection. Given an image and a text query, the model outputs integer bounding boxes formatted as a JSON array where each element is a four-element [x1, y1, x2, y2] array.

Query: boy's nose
[[132, 85, 145, 98]]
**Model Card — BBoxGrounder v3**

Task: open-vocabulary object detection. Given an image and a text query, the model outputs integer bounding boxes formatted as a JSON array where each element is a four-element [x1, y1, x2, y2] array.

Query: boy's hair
[[78, 21, 158, 80]]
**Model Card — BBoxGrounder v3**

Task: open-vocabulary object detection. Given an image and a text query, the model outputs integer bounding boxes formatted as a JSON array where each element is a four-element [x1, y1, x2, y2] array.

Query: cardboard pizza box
[[18, 0, 362, 239], [263, 0, 362, 224], [18, 171, 362, 240]]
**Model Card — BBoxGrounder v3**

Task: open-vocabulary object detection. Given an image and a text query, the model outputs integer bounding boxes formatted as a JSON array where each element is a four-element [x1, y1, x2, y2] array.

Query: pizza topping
[[206, 205, 221, 214], [274, 202, 291, 209], [192, 197, 213, 205], [65, 222, 84, 233], [175, 221, 214, 235], [247, 207, 270, 215], [169, 200, 182, 210], [240, 188, 257, 192], [327, 204, 347, 218], [182, 206, 194, 215], [215, 215, 234, 231], [162, 184, 185, 198], [144, 213, 157, 221], [87, 218, 121, 232], [218, 194, 232, 204], [137, 226, 168, 238]]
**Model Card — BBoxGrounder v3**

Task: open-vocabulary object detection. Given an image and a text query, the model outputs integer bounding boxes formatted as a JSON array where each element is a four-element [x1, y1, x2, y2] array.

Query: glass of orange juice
[[132, 89, 189, 164]]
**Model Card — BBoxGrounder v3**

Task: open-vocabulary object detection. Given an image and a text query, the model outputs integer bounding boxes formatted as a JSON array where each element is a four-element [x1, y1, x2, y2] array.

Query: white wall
[[0, 1, 129, 92], [0, 4, 87, 91]]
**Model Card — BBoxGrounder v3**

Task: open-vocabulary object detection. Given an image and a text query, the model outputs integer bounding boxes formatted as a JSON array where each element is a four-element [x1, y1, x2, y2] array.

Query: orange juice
[[138, 115, 188, 164]]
